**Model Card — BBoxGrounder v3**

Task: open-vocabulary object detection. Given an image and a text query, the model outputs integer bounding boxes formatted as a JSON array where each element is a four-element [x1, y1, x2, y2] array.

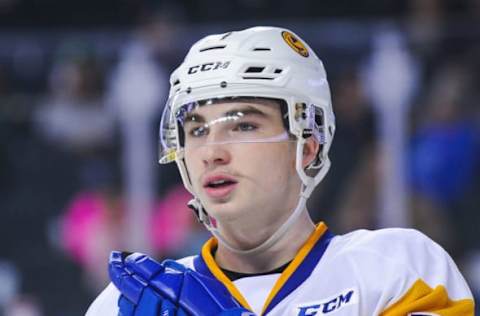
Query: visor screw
[[220, 81, 227, 88], [186, 87, 192, 94]]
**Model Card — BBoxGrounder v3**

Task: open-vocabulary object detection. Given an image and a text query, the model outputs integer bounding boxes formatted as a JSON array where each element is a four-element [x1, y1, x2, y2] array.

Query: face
[[182, 99, 303, 230]]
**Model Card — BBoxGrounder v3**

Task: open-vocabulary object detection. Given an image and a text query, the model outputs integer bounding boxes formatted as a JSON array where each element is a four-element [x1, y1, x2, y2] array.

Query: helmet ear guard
[[159, 26, 335, 254]]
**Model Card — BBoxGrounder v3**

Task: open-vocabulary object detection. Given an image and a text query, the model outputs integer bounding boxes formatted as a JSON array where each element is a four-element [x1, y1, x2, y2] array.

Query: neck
[[213, 210, 315, 273]]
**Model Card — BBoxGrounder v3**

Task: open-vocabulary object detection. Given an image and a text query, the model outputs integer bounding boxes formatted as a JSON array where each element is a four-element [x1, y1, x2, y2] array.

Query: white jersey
[[86, 223, 474, 315]]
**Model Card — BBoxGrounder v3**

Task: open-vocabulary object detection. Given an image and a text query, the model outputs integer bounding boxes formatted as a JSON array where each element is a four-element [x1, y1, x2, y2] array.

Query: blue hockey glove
[[109, 251, 255, 316]]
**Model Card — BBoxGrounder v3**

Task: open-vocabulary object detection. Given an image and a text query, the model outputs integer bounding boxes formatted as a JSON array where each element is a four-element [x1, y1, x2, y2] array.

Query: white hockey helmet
[[159, 26, 335, 254]]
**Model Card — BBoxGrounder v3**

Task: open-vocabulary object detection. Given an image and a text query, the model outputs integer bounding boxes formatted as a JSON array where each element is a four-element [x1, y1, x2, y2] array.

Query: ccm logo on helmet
[[188, 61, 231, 74]]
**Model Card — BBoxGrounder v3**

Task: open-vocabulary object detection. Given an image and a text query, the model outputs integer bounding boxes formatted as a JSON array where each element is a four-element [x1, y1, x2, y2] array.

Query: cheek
[[240, 143, 296, 183], [274, 145, 298, 186]]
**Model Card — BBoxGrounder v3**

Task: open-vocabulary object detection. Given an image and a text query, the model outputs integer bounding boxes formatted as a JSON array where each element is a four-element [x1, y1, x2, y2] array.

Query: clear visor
[[159, 97, 293, 163]]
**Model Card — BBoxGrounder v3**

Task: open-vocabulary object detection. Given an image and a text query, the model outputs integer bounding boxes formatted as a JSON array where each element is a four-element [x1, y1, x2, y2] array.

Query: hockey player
[[86, 27, 475, 315]]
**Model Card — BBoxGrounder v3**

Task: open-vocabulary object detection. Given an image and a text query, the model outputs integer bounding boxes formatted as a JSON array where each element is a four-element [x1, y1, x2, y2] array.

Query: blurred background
[[0, 0, 479, 315]]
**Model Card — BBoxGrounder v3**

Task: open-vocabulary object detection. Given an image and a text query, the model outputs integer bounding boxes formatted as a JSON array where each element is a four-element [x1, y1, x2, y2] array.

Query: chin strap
[[187, 185, 309, 256]]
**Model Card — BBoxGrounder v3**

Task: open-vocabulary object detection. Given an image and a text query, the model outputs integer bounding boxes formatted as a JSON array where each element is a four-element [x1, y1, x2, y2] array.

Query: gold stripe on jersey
[[261, 223, 328, 314], [201, 238, 253, 310], [380, 278, 475, 316]]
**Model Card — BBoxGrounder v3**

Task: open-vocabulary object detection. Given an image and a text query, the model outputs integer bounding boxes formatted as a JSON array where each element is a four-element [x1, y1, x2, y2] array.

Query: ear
[[302, 137, 320, 169]]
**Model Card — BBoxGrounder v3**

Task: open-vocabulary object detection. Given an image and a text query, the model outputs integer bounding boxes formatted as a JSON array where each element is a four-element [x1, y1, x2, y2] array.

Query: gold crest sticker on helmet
[[281, 31, 309, 57]]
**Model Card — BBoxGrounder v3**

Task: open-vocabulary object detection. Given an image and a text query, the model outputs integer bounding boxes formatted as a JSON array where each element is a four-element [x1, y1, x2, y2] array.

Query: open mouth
[[203, 176, 238, 199], [206, 179, 237, 188]]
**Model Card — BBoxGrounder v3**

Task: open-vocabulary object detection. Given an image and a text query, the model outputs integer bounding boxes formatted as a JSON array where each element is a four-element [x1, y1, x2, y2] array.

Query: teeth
[[211, 180, 226, 185]]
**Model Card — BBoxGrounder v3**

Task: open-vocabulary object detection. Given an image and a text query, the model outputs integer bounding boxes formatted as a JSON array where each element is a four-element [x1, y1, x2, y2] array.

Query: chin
[[203, 200, 246, 222]]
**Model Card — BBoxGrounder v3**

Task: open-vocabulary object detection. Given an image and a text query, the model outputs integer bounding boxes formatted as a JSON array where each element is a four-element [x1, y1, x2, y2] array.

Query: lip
[[202, 173, 238, 199]]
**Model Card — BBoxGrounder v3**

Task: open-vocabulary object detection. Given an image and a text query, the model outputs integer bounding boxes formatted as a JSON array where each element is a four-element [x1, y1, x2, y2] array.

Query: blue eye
[[189, 126, 208, 137], [234, 122, 258, 132]]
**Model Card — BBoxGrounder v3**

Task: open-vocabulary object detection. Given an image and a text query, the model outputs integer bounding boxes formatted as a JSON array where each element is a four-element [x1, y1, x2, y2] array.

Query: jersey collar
[[193, 222, 334, 315]]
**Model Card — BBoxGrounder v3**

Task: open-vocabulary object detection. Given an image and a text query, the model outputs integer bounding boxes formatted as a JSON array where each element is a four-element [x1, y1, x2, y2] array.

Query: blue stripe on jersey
[[263, 230, 334, 315]]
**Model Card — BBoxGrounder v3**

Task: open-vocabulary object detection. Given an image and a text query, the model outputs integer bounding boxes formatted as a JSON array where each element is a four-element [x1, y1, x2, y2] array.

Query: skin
[[183, 99, 319, 273]]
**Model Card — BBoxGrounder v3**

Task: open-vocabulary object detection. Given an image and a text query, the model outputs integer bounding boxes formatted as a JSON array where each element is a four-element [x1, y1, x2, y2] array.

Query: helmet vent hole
[[274, 68, 283, 74], [252, 47, 271, 51], [173, 79, 180, 86], [199, 45, 226, 52], [245, 67, 265, 73], [241, 76, 274, 80]]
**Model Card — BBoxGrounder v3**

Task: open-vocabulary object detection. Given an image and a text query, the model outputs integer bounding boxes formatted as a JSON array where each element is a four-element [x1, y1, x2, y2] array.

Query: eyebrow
[[183, 105, 269, 124]]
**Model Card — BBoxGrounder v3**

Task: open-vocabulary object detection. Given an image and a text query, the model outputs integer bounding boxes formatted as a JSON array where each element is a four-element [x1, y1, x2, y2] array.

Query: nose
[[199, 128, 231, 168], [200, 142, 231, 168]]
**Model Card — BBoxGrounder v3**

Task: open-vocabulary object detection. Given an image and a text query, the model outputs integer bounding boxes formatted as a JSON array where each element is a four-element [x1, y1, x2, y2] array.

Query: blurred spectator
[[408, 61, 480, 252], [106, 10, 178, 253], [406, 0, 444, 62], [13, 41, 118, 315], [33, 41, 115, 152], [0, 260, 43, 316], [471, 0, 480, 18], [0, 260, 20, 309], [149, 185, 207, 259], [334, 150, 380, 232], [60, 184, 199, 292], [308, 69, 376, 232], [4, 296, 42, 316], [409, 62, 478, 207]]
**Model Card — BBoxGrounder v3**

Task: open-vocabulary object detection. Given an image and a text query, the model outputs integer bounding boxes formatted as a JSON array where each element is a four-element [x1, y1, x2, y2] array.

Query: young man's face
[[182, 99, 303, 230]]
